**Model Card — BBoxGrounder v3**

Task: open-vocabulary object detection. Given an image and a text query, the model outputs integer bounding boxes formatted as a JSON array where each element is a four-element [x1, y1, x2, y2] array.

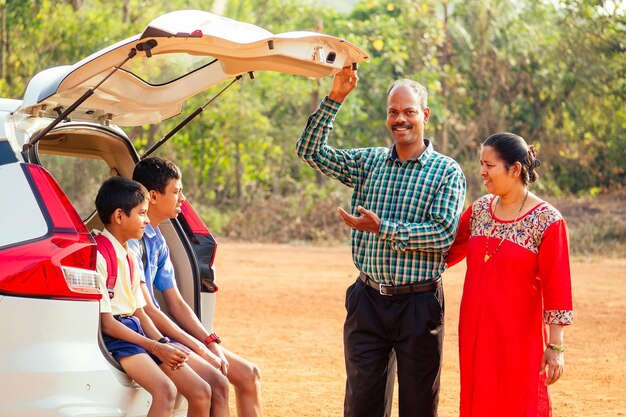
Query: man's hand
[[328, 66, 359, 103], [338, 206, 381, 233]]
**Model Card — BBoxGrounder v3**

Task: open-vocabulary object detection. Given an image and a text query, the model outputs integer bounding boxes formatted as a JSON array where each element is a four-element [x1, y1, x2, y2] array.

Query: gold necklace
[[484, 190, 528, 262]]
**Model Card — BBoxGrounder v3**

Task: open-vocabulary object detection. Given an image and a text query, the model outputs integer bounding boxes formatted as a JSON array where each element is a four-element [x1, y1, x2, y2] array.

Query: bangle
[[203, 332, 221, 346], [547, 343, 565, 353]]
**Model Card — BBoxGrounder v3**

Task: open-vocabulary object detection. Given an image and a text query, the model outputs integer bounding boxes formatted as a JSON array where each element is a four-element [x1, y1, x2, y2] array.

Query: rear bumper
[[0, 296, 144, 416]]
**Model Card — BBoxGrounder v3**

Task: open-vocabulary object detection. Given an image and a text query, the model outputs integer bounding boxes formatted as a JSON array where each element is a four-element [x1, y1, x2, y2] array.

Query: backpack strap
[[93, 234, 118, 300], [126, 253, 135, 286]]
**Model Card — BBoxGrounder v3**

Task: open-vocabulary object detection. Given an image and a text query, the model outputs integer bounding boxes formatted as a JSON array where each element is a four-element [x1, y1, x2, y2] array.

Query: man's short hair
[[387, 79, 428, 110], [95, 176, 148, 225], [133, 157, 181, 194]]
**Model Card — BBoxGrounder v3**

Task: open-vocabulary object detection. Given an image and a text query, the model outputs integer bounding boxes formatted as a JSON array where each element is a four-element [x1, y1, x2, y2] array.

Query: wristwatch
[[203, 332, 221, 346], [157, 336, 170, 344]]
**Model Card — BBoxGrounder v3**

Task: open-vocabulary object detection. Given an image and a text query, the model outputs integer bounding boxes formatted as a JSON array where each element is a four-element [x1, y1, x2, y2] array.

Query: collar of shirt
[[137, 222, 175, 309], [143, 223, 157, 239], [143, 223, 167, 252], [388, 139, 434, 166], [101, 228, 133, 260]]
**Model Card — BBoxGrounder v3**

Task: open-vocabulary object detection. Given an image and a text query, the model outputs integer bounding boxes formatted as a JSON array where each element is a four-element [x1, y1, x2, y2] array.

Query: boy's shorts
[[102, 315, 162, 365]]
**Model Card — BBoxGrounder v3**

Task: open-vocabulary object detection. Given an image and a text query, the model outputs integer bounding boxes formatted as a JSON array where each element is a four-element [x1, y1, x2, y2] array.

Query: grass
[[553, 191, 626, 258], [200, 188, 625, 257]]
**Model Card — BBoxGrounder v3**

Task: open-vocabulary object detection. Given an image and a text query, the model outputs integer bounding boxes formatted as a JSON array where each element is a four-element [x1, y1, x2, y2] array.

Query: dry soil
[[213, 242, 626, 417]]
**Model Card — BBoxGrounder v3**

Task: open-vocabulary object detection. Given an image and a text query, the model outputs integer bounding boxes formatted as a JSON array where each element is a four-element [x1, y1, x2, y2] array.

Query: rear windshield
[[122, 53, 217, 86]]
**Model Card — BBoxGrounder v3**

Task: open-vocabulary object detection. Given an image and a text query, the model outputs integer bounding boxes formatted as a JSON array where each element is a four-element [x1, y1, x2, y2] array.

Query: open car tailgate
[[17, 10, 368, 127]]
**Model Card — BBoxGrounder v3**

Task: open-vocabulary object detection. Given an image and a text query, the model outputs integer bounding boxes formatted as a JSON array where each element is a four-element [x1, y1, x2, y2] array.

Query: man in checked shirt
[[296, 67, 466, 417]]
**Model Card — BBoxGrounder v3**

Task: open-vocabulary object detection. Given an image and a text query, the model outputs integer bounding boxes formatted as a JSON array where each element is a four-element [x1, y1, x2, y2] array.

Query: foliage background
[[1, 0, 624, 254]]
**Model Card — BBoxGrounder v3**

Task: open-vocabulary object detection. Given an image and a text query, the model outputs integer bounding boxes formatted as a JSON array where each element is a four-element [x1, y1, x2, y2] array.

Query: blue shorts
[[102, 315, 162, 365]]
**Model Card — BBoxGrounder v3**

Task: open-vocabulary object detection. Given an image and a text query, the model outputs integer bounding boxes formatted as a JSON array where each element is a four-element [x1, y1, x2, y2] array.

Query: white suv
[[0, 10, 366, 417]]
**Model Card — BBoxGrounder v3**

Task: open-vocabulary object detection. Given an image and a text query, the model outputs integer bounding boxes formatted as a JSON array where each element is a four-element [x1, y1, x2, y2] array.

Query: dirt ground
[[213, 242, 626, 417]]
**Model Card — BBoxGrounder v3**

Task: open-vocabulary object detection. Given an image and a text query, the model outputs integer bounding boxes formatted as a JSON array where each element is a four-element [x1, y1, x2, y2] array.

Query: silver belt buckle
[[379, 283, 392, 296]]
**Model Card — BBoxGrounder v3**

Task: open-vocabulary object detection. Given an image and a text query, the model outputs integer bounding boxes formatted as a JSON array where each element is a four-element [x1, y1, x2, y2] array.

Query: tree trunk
[[1, 4, 5, 81], [122, 0, 130, 23], [146, 124, 159, 150], [310, 18, 325, 187], [309, 80, 325, 187], [71, 0, 83, 11], [439, 0, 452, 154], [234, 140, 243, 205]]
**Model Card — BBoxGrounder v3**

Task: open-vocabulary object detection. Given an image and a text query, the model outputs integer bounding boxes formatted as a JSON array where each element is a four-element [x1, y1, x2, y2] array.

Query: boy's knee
[[188, 380, 212, 406], [201, 381, 213, 400], [249, 363, 261, 386], [211, 373, 229, 402], [236, 362, 261, 393], [153, 379, 177, 407]]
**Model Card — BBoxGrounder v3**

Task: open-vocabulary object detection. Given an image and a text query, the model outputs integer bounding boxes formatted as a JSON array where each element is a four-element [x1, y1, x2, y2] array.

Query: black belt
[[359, 271, 441, 296]]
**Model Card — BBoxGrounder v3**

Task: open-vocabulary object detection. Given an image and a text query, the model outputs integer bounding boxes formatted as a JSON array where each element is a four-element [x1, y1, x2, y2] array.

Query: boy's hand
[[152, 341, 189, 370], [206, 342, 229, 376], [196, 344, 224, 371]]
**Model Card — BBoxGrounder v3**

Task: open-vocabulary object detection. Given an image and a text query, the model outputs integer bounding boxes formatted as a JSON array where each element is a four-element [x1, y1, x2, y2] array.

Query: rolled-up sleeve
[[379, 168, 466, 252]]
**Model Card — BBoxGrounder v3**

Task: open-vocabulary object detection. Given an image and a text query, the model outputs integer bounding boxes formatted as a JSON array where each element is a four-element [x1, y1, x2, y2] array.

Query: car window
[[0, 163, 48, 248], [36, 154, 110, 221], [122, 53, 217, 86]]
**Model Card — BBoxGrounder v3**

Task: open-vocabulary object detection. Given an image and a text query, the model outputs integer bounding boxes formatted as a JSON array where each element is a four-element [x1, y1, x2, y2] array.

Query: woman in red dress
[[447, 132, 573, 417]]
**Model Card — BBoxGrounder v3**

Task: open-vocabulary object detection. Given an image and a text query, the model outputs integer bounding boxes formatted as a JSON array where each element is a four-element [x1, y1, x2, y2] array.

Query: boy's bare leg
[[161, 358, 214, 417], [179, 349, 230, 417], [119, 354, 177, 417], [223, 347, 263, 417]]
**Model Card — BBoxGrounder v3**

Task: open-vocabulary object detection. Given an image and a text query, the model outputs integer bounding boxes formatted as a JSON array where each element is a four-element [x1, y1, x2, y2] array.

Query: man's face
[[386, 86, 430, 148], [152, 177, 185, 219]]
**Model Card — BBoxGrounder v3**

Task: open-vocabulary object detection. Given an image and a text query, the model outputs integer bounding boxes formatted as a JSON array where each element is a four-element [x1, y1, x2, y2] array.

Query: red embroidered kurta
[[447, 195, 573, 417]]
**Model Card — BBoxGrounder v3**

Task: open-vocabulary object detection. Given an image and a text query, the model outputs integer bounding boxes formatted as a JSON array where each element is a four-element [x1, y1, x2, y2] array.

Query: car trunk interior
[[33, 126, 200, 320]]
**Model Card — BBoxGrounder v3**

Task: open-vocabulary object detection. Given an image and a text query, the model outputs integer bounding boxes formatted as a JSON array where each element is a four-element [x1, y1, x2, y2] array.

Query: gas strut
[[141, 71, 254, 159], [22, 39, 157, 154]]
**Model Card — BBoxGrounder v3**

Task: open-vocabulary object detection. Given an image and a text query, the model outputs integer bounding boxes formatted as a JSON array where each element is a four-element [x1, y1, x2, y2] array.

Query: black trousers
[[343, 277, 444, 417]]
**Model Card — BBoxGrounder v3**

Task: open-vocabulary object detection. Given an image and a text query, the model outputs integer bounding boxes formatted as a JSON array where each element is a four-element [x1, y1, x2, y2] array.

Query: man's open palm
[[338, 206, 381, 233]]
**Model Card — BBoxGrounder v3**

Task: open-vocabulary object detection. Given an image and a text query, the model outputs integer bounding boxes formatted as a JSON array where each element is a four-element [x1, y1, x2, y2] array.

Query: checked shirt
[[296, 97, 466, 285]]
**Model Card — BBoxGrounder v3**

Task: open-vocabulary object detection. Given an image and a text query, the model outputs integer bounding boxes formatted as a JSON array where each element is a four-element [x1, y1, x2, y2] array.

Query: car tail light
[[0, 164, 101, 300], [178, 200, 217, 292], [179, 200, 217, 265], [180, 200, 212, 236]]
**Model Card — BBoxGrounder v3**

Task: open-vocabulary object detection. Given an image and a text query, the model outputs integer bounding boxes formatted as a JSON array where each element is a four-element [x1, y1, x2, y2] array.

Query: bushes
[[217, 183, 352, 244], [553, 191, 626, 258], [196, 185, 625, 258]]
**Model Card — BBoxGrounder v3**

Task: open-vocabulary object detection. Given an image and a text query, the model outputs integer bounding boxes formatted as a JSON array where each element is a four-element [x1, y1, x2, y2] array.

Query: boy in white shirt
[[95, 176, 213, 417]]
